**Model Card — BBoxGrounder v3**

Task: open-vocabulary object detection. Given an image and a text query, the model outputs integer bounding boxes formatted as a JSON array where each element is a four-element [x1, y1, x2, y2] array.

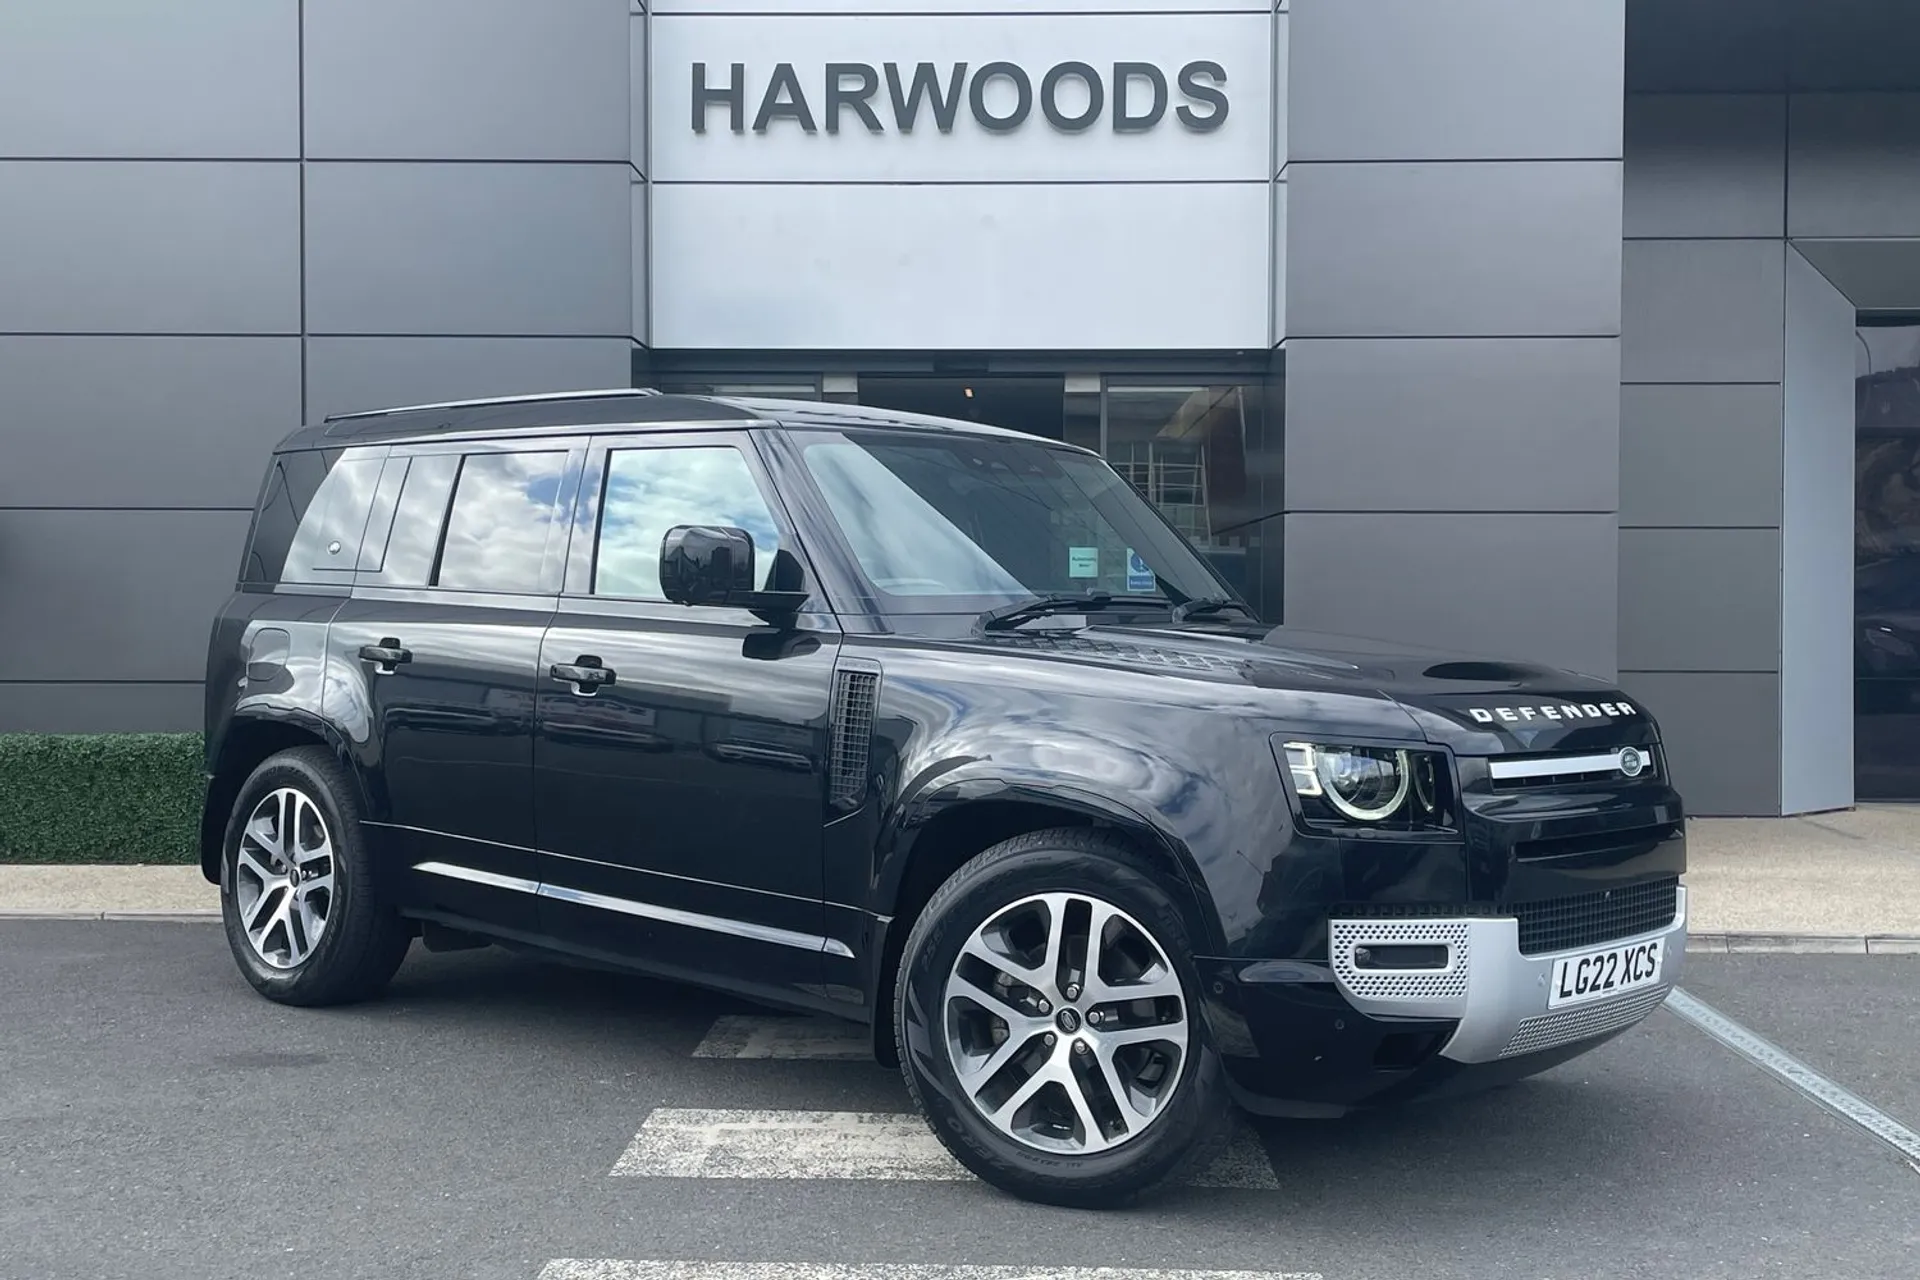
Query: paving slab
[[1686, 804, 1920, 936]]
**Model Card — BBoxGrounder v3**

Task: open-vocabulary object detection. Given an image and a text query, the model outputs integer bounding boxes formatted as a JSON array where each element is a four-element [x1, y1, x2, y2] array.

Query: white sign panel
[[651, 181, 1272, 351], [649, 13, 1272, 182]]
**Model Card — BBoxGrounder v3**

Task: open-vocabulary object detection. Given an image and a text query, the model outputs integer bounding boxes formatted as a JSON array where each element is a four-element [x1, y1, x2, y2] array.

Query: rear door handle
[[359, 640, 411, 674], [550, 659, 615, 694]]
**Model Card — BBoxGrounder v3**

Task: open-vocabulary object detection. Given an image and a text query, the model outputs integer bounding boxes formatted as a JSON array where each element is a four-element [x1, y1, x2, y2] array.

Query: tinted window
[[374, 453, 461, 588], [242, 447, 384, 586], [594, 446, 782, 599], [434, 450, 570, 593]]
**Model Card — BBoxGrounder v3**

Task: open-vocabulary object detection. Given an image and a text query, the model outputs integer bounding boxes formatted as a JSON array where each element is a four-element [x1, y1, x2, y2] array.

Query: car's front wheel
[[218, 746, 411, 1007], [894, 828, 1233, 1208]]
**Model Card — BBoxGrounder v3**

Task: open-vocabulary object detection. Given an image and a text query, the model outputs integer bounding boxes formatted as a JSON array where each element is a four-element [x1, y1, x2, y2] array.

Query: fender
[[871, 752, 1230, 955], [198, 705, 368, 882]]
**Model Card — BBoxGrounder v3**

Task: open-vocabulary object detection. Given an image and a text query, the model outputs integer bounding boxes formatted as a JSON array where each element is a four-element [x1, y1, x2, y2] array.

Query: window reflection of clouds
[[437, 451, 568, 593], [596, 448, 782, 599], [282, 453, 383, 582]]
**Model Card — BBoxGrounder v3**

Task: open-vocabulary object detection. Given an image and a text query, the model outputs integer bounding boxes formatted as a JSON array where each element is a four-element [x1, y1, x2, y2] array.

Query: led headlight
[[1280, 741, 1453, 828]]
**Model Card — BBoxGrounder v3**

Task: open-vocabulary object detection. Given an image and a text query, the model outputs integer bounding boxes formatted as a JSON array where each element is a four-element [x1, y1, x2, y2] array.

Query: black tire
[[218, 746, 411, 1007], [894, 828, 1234, 1209]]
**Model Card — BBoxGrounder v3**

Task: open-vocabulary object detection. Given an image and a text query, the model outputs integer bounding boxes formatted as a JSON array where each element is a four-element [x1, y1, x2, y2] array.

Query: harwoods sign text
[[691, 60, 1230, 135]]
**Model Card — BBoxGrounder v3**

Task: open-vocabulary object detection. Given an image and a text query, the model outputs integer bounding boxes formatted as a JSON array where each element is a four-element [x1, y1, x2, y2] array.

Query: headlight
[[1280, 741, 1454, 829]]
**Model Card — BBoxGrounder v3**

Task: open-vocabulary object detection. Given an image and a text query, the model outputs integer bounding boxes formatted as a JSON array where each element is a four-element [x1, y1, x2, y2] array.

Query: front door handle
[[550, 659, 615, 694], [360, 640, 411, 675]]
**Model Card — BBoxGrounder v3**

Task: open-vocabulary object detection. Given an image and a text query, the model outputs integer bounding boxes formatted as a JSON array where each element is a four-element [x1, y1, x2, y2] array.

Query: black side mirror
[[661, 525, 755, 607]]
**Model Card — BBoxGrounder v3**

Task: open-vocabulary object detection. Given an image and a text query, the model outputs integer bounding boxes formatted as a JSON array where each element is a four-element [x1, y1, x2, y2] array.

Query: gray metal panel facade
[[1779, 248, 1857, 815], [0, 0, 1909, 821], [0, 162, 303, 334], [1283, 338, 1621, 514], [1281, 0, 1626, 683], [303, 0, 633, 162], [1619, 84, 1920, 814], [0, 338, 304, 509], [306, 338, 638, 423], [0, 0, 641, 733], [0, 0, 299, 158], [303, 163, 636, 337], [1286, 0, 1625, 162]]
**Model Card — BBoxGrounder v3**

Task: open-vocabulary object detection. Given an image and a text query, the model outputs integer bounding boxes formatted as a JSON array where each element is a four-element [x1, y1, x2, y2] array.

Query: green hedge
[[0, 733, 205, 864]]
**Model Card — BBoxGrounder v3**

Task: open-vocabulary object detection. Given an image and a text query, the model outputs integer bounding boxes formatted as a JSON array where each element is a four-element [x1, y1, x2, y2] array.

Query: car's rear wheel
[[894, 828, 1233, 1208], [218, 746, 411, 1007]]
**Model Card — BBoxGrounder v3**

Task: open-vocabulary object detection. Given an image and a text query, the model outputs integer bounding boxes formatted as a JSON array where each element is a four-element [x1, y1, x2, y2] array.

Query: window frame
[[560, 428, 823, 614], [351, 436, 587, 597], [238, 443, 392, 595]]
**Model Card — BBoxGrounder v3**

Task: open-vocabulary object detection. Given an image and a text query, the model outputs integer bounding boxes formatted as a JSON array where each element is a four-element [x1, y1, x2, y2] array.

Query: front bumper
[[1327, 884, 1688, 1064], [1201, 883, 1688, 1116]]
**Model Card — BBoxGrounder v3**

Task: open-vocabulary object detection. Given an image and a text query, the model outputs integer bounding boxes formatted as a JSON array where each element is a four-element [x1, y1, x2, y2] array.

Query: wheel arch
[[864, 781, 1223, 1067], [199, 711, 362, 884]]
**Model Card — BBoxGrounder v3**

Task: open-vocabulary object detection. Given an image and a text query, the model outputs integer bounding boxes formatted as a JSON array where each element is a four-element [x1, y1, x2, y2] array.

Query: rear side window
[[434, 450, 571, 593], [242, 447, 385, 587]]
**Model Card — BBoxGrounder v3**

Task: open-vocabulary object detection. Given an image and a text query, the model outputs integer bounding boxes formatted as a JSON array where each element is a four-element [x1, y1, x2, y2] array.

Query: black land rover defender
[[201, 388, 1688, 1208]]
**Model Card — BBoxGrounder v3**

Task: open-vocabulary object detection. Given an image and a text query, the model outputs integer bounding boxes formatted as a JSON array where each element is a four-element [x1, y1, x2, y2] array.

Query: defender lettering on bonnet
[[1467, 701, 1637, 724]]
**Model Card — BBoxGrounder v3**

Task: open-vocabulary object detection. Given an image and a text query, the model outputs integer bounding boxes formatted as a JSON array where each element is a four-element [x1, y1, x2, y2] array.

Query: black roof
[[276, 387, 1054, 452]]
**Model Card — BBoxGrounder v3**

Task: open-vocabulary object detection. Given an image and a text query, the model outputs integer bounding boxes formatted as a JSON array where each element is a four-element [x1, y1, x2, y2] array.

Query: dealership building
[[3, 0, 1918, 817]]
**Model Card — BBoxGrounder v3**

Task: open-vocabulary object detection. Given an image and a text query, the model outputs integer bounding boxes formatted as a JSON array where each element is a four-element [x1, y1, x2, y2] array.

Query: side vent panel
[[829, 662, 881, 808]]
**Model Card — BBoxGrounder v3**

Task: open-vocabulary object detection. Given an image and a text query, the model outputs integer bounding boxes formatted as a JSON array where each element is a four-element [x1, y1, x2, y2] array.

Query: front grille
[[1513, 821, 1682, 863], [1512, 876, 1679, 956], [1486, 746, 1659, 792]]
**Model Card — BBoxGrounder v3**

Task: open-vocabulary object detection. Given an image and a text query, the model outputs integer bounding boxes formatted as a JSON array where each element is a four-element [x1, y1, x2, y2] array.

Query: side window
[[435, 450, 571, 593], [375, 453, 461, 587], [594, 446, 783, 599], [242, 447, 385, 587]]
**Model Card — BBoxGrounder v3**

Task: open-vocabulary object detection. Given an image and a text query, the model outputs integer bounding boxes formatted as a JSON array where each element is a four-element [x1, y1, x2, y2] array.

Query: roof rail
[[322, 387, 663, 423]]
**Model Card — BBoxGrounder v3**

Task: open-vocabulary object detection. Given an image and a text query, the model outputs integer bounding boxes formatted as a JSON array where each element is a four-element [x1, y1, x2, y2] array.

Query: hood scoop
[[1420, 660, 1556, 684]]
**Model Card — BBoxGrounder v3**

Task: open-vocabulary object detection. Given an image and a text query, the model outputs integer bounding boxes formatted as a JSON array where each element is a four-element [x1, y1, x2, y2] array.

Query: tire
[[894, 828, 1233, 1209], [217, 746, 411, 1007]]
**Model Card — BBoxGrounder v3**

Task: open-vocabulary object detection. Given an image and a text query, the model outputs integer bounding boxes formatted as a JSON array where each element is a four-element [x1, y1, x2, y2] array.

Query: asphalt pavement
[[2, 920, 1915, 1280]]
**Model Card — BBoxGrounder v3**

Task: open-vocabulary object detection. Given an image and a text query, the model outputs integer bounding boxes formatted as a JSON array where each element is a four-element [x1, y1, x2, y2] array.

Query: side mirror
[[661, 525, 756, 607]]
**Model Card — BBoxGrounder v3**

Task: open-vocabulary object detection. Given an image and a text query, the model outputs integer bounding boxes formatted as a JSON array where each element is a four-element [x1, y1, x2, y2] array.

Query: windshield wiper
[[977, 592, 1173, 632], [1170, 595, 1259, 622]]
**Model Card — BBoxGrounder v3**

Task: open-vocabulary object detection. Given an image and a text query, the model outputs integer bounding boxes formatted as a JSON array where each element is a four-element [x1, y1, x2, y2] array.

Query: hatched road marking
[[1666, 988, 1920, 1171], [692, 1015, 872, 1060], [539, 1264, 1324, 1280], [609, 1107, 1280, 1189]]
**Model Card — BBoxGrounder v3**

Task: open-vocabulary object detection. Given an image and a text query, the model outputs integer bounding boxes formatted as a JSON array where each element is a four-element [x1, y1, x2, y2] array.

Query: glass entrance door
[[1856, 322, 1920, 800]]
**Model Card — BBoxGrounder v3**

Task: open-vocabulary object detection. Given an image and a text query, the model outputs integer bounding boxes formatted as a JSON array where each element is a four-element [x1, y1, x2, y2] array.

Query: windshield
[[793, 428, 1233, 613]]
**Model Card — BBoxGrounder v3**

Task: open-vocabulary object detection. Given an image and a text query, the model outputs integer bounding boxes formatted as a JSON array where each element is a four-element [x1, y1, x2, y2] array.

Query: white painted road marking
[[1666, 988, 1920, 1169], [540, 1263, 1324, 1280], [610, 1108, 1279, 1189], [692, 1015, 871, 1060]]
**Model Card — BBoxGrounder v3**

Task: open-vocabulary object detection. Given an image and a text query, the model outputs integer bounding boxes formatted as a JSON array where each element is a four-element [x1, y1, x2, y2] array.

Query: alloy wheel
[[941, 891, 1190, 1155], [232, 786, 336, 970]]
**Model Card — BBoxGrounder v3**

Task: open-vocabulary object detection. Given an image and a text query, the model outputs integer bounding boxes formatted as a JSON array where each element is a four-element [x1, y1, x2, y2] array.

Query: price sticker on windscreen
[[1126, 549, 1156, 593], [1069, 546, 1099, 578]]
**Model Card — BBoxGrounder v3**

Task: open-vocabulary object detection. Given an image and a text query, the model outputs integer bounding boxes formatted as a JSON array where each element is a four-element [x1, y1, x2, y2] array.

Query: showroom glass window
[[1855, 322, 1920, 799], [1102, 383, 1279, 621]]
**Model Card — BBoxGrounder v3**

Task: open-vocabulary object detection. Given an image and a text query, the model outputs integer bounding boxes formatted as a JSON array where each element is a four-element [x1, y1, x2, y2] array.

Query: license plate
[[1547, 937, 1664, 1009]]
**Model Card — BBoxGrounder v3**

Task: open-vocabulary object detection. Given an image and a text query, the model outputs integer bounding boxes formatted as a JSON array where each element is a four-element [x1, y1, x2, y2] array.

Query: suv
[[201, 388, 1688, 1208]]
